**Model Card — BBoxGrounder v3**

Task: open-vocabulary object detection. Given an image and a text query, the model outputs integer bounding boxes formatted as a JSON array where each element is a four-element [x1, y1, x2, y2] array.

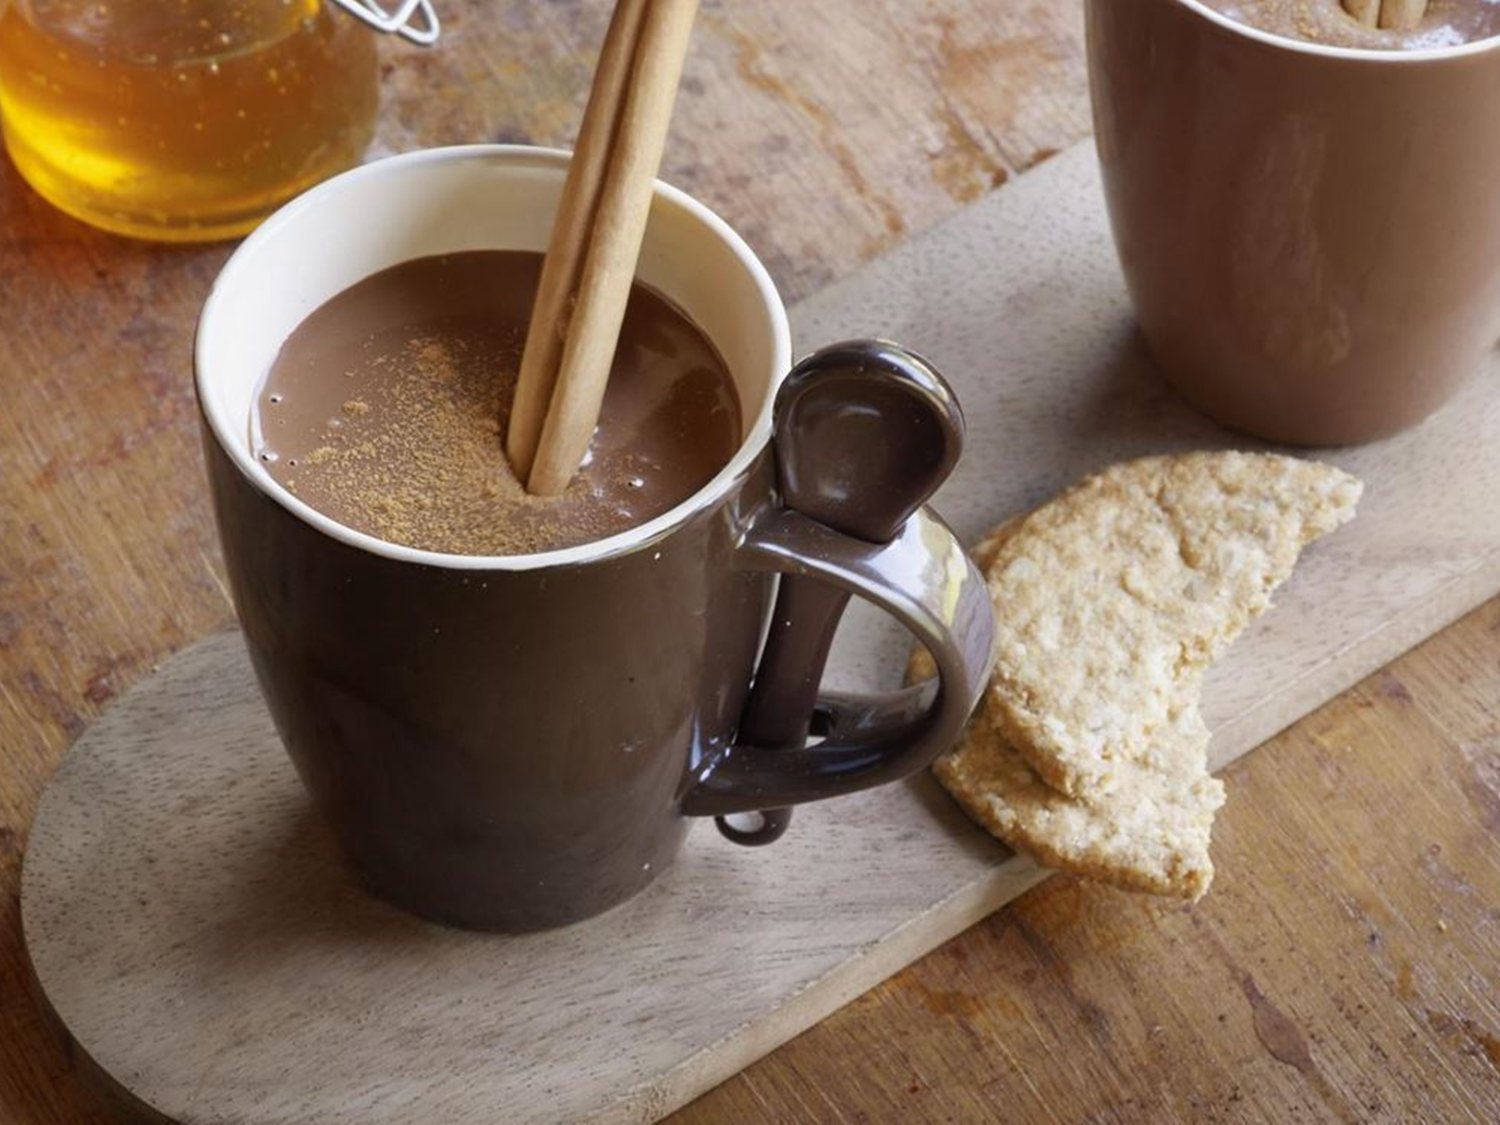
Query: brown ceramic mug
[[195, 147, 995, 932], [1087, 0, 1500, 445]]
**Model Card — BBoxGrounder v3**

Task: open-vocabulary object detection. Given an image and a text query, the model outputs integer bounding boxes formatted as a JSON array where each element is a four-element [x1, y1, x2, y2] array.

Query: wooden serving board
[[22, 143, 1500, 1125]]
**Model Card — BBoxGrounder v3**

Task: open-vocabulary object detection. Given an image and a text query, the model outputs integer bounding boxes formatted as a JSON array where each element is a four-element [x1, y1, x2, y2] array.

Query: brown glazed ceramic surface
[[205, 430, 765, 931], [721, 340, 969, 847], [196, 148, 994, 932], [205, 349, 991, 932], [1087, 0, 1500, 445]]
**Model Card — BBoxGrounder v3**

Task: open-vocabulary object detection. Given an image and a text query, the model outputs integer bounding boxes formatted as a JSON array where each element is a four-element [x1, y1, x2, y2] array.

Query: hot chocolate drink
[[1203, 0, 1500, 48], [253, 251, 741, 556]]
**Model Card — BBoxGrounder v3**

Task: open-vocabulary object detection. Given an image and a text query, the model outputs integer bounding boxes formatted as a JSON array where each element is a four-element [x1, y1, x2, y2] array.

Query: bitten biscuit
[[985, 452, 1361, 799], [918, 452, 1361, 899], [920, 516, 1224, 898]]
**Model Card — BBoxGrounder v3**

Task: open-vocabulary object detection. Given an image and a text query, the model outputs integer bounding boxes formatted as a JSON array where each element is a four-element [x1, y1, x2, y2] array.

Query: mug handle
[[679, 341, 996, 843]]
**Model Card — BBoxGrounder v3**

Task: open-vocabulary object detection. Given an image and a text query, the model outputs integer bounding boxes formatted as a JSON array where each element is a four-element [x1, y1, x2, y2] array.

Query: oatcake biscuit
[[916, 452, 1360, 899], [933, 708, 1225, 899], [985, 452, 1362, 799], [918, 515, 1224, 898]]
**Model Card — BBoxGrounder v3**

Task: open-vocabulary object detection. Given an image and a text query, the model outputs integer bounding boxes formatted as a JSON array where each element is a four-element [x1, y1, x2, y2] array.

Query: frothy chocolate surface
[[1203, 0, 1500, 48], [253, 251, 741, 556]]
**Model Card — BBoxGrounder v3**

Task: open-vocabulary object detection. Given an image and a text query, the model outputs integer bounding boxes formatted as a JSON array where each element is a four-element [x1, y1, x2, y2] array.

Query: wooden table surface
[[2, 2, 1496, 1121]]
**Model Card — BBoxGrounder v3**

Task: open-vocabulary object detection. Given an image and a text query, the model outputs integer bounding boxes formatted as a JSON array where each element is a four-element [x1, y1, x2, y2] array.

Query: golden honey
[[0, 0, 379, 241]]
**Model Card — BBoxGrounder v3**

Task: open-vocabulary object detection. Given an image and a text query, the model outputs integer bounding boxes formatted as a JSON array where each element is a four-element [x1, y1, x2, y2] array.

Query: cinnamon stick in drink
[[505, 0, 649, 481], [1378, 0, 1429, 29], [525, 0, 700, 497], [1341, 0, 1429, 29]]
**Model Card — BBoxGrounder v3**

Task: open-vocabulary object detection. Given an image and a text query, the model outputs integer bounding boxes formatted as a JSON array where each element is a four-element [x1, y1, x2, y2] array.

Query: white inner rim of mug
[[1178, 0, 1500, 61], [196, 146, 792, 573]]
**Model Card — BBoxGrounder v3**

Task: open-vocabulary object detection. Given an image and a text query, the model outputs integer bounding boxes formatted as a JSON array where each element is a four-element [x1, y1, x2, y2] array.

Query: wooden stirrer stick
[[505, 0, 650, 482], [525, 0, 700, 497]]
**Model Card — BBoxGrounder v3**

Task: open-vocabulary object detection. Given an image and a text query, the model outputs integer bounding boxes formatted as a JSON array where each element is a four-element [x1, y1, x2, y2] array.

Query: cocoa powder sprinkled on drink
[[253, 251, 742, 558], [281, 335, 612, 555]]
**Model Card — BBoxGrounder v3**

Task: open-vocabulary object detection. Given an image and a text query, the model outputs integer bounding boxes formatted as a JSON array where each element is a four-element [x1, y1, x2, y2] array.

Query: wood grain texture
[[22, 631, 1048, 1125], [1, 0, 1496, 1122], [18, 141, 1500, 1123], [0, 4, 1087, 1120], [676, 602, 1500, 1123]]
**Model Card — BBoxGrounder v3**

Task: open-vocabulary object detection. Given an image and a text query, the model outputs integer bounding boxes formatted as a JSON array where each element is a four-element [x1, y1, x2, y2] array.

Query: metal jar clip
[[330, 0, 440, 45]]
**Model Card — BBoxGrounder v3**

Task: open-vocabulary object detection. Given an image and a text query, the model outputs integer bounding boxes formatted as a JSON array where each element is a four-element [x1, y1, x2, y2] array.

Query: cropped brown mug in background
[[1087, 0, 1500, 445], [196, 148, 995, 932]]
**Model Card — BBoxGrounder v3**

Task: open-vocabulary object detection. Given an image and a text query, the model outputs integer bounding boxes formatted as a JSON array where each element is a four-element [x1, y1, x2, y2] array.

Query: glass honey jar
[[0, 1, 405, 241]]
